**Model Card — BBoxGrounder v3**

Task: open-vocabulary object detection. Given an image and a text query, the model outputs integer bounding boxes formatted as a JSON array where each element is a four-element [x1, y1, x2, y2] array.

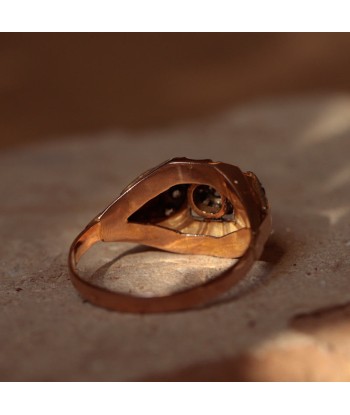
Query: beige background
[[1, 95, 349, 381], [1, 34, 350, 381]]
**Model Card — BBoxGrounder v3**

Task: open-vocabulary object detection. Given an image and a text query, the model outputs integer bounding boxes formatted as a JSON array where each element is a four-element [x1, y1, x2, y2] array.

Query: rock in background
[[1, 95, 350, 381]]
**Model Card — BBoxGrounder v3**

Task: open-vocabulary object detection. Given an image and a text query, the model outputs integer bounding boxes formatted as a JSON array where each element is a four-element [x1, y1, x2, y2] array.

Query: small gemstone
[[193, 185, 223, 214]]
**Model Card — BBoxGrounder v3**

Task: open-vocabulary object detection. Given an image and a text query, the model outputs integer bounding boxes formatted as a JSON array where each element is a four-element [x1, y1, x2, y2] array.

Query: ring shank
[[68, 213, 271, 313]]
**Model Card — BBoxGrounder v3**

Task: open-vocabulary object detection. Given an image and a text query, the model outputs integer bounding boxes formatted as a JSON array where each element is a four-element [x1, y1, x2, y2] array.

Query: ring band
[[68, 158, 271, 313]]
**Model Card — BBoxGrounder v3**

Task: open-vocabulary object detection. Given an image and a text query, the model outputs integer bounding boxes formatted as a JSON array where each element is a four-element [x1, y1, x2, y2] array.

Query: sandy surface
[[1, 95, 350, 381]]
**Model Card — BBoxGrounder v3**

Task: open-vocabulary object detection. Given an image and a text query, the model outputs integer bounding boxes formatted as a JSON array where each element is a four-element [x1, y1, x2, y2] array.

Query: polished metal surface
[[68, 157, 271, 313]]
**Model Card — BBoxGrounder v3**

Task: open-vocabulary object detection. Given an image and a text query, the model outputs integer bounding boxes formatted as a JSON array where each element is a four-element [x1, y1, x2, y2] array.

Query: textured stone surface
[[1, 95, 350, 381]]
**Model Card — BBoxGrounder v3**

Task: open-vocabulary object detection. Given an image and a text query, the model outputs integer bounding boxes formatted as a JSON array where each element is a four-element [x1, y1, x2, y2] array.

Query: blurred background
[[2, 33, 350, 382], [2, 32, 350, 149]]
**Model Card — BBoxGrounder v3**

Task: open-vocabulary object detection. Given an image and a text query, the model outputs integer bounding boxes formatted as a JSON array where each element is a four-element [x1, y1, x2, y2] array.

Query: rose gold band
[[68, 158, 271, 313]]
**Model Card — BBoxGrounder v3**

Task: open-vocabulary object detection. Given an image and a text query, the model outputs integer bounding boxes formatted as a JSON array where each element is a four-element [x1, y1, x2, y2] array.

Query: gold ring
[[68, 157, 271, 313]]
